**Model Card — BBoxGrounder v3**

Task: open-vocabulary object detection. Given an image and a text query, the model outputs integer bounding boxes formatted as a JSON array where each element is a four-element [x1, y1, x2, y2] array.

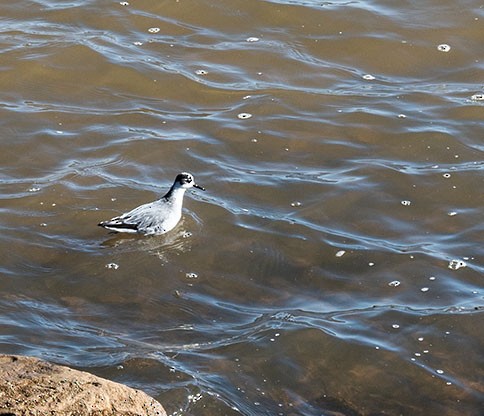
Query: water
[[0, 0, 483, 414]]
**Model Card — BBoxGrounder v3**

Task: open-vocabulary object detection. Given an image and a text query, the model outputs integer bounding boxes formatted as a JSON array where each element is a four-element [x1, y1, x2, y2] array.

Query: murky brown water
[[1, 0, 483, 414]]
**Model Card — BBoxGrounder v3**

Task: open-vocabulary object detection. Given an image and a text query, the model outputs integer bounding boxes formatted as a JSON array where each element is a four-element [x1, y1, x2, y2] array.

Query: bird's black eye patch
[[181, 174, 192, 183]]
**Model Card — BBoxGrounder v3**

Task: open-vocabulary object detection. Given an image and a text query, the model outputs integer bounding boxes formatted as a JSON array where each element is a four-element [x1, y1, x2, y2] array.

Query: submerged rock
[[0, 354, 166, 416]]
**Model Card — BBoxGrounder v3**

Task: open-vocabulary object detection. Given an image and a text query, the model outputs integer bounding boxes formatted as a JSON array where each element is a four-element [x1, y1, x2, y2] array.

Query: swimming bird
[[98, 172, 205, 235]]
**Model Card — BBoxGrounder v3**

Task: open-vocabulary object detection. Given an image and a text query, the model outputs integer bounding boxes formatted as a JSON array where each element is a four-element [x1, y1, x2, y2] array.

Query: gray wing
[[99, 201, 168, 234]]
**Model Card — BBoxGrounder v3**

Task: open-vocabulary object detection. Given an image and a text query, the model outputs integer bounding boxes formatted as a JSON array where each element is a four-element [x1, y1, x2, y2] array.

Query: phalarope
[[98, 172, 205, 235]]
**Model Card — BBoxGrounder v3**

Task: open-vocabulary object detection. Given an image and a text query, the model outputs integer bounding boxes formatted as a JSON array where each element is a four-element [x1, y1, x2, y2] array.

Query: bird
[[98, 172, 205, 236]]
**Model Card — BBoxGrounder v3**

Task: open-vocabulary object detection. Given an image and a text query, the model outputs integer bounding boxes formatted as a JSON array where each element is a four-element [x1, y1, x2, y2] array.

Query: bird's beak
[[194, 183, 205, 191]]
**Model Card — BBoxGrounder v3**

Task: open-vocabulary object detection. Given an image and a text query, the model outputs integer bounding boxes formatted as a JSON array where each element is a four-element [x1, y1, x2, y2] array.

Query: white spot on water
[[133, 41, 143, 46], [335, 250, 346, 258], [401, 200, 411, 206], [418, 337, 424, 342], [362, 74, 376, 80], [392, 324, 400, 329], [429, 276, 436, 281], [388, 280, 401, 287], [28, 187, 41, 192], [186, 272, 198, 279], [436, 369, 444, 374], [443, 173, 451, 178], [195, 69, 207, 75], [251, 138, 258, 143], [397, 114, 407, 118], [471, 93, 484, 101], [106, 263, 119, 270], [368, 262, 375, 267], [447, 211, 457, 216], [148, 27, 160, 33], [290, 201, 301, 207], [188, 393, 202, 403], [421, 287, 429, 292], [448, 259, 467, 270], [246, 37, 260, 42], [237, 113, 252, 119], [437, 44, 451, 52], [119, 1, 129, 5], [40, 223, 47, 227]]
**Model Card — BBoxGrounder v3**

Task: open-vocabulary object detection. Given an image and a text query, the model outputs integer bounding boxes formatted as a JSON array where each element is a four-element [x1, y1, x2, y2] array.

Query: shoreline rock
[[0, 354, 167, 416]]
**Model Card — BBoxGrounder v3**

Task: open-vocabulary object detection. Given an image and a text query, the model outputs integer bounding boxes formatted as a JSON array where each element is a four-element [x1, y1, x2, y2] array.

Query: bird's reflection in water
[[100, 215, 201, 262]]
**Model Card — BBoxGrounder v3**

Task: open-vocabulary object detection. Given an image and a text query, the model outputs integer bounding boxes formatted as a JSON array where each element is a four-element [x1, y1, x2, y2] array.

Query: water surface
[[0, 0, 483, 414]]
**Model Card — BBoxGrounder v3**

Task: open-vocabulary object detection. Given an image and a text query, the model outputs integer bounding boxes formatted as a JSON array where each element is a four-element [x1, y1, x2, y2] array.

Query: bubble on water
[[414, 352, 421, 357], [418, 337, 424, 342], [40, 223, 47, 227], [186, 272, 198, 279], [429, 276, 436, 281], [362, 74, 376, 80], [335, 250, 346, 258], [471, 93, 484, 101], [448, 259, 466, 270], [195, 69, 207, 75], [392, 324, 400, 329], [237, 112, 252, 119], [397, 114, 407, 118], [246, 37, 260, 42], [436, 369, 444, 374], [401, 200, 411, 206], [133, 41, 143, 46], [106, 263, 119, 270], [251, 138, 258, 143], [182, 231, 192, 238], [447, 211, 457, 216], [188, 393, 202, 404], [119, 1, 129, 5], [368, 262, 375, 267], [28, 187, 41, 192], [443, 173, 451, 178], [290, 201, 301, 207], [388, 280, 401, 287], [148, 27, 160, 33], [437, 44, 451, 52], [421, 287, 430, 292]]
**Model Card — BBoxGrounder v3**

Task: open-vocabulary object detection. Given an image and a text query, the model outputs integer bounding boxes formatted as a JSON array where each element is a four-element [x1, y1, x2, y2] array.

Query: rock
[[0, 354, 167, 416]]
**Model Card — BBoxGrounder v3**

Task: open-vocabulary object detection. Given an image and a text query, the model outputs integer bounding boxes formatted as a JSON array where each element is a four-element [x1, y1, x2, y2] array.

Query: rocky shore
[[0, 354, 166, 416]]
